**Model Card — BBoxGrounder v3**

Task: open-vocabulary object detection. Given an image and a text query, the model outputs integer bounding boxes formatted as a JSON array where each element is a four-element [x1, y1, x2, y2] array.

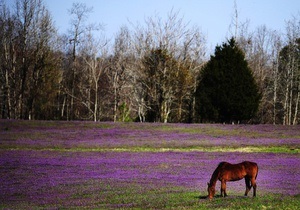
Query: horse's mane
[[217, 161, 227, 168], [209, 162, 228, 184]]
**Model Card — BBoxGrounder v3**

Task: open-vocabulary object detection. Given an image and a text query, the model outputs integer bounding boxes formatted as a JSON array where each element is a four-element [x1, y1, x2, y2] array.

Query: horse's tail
[[256, 166, 258, 179], [255, 163, 258, 180]]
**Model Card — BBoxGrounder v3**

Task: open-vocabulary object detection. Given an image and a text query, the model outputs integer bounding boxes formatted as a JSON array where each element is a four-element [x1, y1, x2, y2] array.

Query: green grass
[[3, 180, 297, 210], [69, 186, 300, 210], [203, 194, 300, 210], [2, 121, 299, 154], [5, 145, 299, 154], [153, 123, 300, 139]]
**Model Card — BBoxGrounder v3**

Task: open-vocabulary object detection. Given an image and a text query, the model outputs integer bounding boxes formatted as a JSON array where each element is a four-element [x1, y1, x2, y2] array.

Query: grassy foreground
[[0, 120, 299, 209], [62, 181, 300, 209], [2, 180, 299, 209]]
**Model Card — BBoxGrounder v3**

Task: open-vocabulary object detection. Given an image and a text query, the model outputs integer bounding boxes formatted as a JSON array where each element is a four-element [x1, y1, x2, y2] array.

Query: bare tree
[[80, 27, 108, 121], [269, 32, 282, 124], [229, 0, 239, 39], [108, 26, 134, 122], [0, 2, 16, 119], [281, 15, 300, 125], [131, 11, 206, 122], [236, 24, 278, 123], [236, 18, 299, 125], [0, 0, 59, 120], [64, 2, 93, 120], [15, 0, 38, 119], [179, 29, 206, 122]]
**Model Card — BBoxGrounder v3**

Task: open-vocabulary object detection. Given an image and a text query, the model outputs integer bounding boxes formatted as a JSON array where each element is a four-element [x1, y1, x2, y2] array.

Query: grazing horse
[[207, 161, 258, 199]]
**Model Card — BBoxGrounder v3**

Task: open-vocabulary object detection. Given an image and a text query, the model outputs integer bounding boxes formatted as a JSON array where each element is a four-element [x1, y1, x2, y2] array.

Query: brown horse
[[207, 161, 258, 199]]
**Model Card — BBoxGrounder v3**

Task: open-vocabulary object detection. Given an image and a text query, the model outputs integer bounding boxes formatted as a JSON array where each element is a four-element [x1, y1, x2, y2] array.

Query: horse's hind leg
[[244, 177, 251, 196], [251, 178, 257, 197]]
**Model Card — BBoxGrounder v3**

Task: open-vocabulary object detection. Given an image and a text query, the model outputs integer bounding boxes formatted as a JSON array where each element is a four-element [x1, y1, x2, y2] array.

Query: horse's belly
[[229, 177, 243, 181], [221, 172, 245, 181]]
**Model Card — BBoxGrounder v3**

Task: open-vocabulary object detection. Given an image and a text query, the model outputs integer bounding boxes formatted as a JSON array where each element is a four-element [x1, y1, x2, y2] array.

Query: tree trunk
[[272, 54, 280, 125], [293, 86, 299, 125], [94, 82, 98, 122], [61, 94, 66, 119], [283, 80, 289, 125], [113, 82, 118, 122]]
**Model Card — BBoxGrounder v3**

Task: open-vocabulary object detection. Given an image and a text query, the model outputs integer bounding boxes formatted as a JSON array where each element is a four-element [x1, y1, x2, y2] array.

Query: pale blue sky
[[7, 0, 300, 51]]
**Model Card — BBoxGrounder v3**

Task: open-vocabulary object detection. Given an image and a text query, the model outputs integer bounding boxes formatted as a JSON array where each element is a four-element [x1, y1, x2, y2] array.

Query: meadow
[[0, 120, 299, 209]]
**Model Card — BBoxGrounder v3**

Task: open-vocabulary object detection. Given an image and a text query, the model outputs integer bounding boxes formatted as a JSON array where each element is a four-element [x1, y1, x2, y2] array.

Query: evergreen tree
[[195, 38, 261, 123]]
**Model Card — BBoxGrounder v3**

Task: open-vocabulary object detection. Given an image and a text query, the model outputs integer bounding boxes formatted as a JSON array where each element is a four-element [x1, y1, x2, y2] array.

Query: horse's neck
[[209, 169, 219, 186], [209, 177, 217, 187]]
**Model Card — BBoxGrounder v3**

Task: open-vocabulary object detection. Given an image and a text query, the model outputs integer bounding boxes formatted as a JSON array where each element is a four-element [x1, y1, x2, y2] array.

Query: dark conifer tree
[[195, 38, 261, 123]]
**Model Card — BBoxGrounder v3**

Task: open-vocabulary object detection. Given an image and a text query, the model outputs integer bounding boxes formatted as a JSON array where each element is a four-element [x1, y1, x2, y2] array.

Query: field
[[0, 120, 299, 209]]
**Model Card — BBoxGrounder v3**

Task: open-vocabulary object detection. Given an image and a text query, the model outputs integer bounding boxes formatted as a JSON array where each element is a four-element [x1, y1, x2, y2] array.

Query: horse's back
[[242, 161, 258, 177], [241, 161, 258, 168]]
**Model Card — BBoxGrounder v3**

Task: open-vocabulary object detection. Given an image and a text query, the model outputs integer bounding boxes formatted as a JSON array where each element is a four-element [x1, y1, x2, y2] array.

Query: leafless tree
[[130, 10, 206, 122], [79, 26, 108, 121], [235, 14, 299, 124], [63, 2, 93, 120], [0, 1, 16, 119], [281, 15, 300, 125], [0, 0, 59, 120], [108, 26, 134, 122], [269, 32, 282, 124]]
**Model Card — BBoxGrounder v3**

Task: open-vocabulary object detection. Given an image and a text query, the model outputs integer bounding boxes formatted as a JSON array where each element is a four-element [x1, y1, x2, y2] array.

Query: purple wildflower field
[[0, 120, 299, 208]]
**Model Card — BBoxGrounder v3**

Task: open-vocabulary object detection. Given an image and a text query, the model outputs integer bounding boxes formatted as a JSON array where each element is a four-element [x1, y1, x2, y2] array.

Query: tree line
[[0, 0, 299, 124]]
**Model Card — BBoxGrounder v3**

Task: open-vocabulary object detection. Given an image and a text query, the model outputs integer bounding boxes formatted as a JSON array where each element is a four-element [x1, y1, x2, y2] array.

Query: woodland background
[[0, 0, 299, 124]]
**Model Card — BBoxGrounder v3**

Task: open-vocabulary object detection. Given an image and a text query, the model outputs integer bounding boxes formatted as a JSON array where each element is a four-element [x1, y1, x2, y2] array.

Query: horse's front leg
[[221, 180, 227, 197]]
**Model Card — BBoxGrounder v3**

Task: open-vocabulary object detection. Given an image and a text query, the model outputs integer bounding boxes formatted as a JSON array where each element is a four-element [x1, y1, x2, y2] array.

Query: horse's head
[[207, 182, 215, 199]]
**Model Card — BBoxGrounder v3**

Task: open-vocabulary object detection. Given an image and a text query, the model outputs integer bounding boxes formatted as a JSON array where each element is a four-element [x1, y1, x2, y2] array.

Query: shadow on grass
[[196, 195, 208, 200], [195, 194, 227, 200], [196, 194, 252, 200]]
